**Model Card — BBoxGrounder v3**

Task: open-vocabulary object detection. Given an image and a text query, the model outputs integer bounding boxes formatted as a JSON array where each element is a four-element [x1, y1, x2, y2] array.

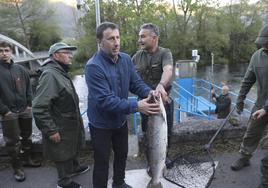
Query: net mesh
[[164, 148, 216, 188], [164, 106, 238, 187]]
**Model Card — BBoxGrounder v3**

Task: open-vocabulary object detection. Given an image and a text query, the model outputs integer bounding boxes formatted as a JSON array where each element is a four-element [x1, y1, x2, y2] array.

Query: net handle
[[204, 105, 236, 151]]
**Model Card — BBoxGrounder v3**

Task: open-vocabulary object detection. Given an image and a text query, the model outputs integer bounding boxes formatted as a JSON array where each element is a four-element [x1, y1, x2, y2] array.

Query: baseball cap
[[255, 24, 268, 45]]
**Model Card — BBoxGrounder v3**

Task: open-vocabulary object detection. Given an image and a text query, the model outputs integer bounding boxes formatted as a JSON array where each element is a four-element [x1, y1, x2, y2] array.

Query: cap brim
[[255, 37, 268, 45], [61, 46, 77, 51]]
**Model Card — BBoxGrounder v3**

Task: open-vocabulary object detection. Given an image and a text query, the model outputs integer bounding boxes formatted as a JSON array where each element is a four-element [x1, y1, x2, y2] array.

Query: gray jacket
[[237, 48, 268, 111]]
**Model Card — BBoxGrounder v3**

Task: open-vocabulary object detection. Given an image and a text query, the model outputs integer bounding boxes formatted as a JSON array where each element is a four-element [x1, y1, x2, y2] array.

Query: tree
[[0, 0, 61, 51], [75, 0, 264, 66], [223, 0, 261, 63]]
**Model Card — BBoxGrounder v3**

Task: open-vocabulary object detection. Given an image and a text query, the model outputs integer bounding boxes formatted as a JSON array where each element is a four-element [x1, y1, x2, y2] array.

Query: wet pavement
[[210, 150, 262, 188], [0, 149, 264, 188], [0, 116, 262, 188]]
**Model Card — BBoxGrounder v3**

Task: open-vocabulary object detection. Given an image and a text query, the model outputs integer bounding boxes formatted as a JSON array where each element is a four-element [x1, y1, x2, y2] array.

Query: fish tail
[[146, 180, 163, 188]]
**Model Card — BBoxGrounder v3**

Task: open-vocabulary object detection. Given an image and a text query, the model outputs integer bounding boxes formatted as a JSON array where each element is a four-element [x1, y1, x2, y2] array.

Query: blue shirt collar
[[98, 49, 121, 64]]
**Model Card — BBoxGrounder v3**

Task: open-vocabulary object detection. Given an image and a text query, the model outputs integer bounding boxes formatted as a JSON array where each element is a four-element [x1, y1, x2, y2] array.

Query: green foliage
[[1, 0, 266, 66], [29, 21, 61, 51], [0, 0, 61, 51], [71, 0, 267, 66]]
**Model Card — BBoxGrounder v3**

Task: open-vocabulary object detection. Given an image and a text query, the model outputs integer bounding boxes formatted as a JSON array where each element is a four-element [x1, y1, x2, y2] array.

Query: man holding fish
[[85, 22, 161, 188], [132, 23, 173, 188]]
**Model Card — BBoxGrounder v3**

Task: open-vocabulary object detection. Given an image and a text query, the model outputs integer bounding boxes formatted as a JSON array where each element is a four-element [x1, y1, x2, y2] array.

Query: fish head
[[148, 92, 159, 104]]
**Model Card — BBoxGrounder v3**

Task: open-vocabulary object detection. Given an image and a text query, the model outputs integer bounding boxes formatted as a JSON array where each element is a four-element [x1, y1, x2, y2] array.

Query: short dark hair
[[96, 22, 119, 40], [140, 23, 159, 37], [0, 41, 13, 49]]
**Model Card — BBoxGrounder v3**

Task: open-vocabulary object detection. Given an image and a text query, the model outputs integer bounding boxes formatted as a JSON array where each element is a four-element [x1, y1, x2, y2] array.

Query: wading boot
[[14, 168, 25, 182], [231, 157, 250, 171]]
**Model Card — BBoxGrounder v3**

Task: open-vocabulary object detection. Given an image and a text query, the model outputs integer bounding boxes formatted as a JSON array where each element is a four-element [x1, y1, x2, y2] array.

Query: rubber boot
[[258, 149, 268, 188], [19, 118, 41, 167], [7, 142, 25, 182], [14, 168, 26, 182], [231, 155, 250, 171], [1, 119, 25, 182]]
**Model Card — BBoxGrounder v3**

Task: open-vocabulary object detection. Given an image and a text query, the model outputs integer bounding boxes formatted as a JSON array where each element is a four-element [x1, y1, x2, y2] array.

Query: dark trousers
[[1, 108, 32, 170], [90, 123, 128, 188], [55, 158, 80, 186], [141, 98, 174, 146]]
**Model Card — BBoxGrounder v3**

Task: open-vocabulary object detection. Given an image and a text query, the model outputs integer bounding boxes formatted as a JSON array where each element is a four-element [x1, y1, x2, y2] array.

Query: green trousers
[[1, 108, 32, 170], [239, 106, 268, 188], [259, 150, 268, 188], [239, 106, 268, 158], [55, 158, 80, 186]]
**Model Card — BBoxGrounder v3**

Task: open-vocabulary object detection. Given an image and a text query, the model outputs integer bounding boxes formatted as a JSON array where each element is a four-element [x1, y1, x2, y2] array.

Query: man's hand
[[156, 83, 168, 101], [49, 132, 61, 143], [252, 109, 267, 120], [137, 98, 160, 115], [211, 88, 215, 95]]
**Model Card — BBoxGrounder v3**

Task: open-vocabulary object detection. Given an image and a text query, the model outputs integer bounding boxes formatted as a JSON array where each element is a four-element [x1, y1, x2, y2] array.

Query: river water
[[196, 63, 256, 100]]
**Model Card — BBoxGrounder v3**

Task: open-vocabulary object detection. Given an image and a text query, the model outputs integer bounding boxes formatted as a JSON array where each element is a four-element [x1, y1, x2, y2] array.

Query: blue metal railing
[[175, 107, 215, 119], [173, 81, 215, 122], [127, 96, 140, 135], [81, 109, 87, 116]]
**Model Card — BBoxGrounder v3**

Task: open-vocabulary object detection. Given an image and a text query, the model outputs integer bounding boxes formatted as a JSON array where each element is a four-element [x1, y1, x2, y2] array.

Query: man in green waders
[[230, 24, 268, 188]]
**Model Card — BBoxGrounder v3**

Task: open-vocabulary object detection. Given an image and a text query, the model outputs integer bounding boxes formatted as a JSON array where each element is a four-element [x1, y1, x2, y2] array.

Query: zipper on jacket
[[9, 66, 20, 113]]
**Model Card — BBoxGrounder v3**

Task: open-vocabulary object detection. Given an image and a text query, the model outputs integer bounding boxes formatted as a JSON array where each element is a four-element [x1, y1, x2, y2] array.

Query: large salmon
[[147, 95, 168, 188]]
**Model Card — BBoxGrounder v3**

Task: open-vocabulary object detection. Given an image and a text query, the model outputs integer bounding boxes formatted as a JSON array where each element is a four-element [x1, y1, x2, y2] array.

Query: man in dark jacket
[[0, 41, 40, 182], [32, 42, 89, 188], [85, 22, 160, 188], [211, 85, 232, 119]]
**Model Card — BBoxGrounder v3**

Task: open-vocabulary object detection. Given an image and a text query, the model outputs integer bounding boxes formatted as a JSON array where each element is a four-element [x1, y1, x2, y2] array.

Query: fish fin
[[147, 180, 163, 188]]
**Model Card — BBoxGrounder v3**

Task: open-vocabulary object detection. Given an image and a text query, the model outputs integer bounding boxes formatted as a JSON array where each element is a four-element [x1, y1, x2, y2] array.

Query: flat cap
[[48, 42, 77, 55]]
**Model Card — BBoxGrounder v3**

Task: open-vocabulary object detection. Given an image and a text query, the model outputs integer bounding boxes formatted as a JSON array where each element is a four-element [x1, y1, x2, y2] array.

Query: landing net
[[164, 148, 216, 188]]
